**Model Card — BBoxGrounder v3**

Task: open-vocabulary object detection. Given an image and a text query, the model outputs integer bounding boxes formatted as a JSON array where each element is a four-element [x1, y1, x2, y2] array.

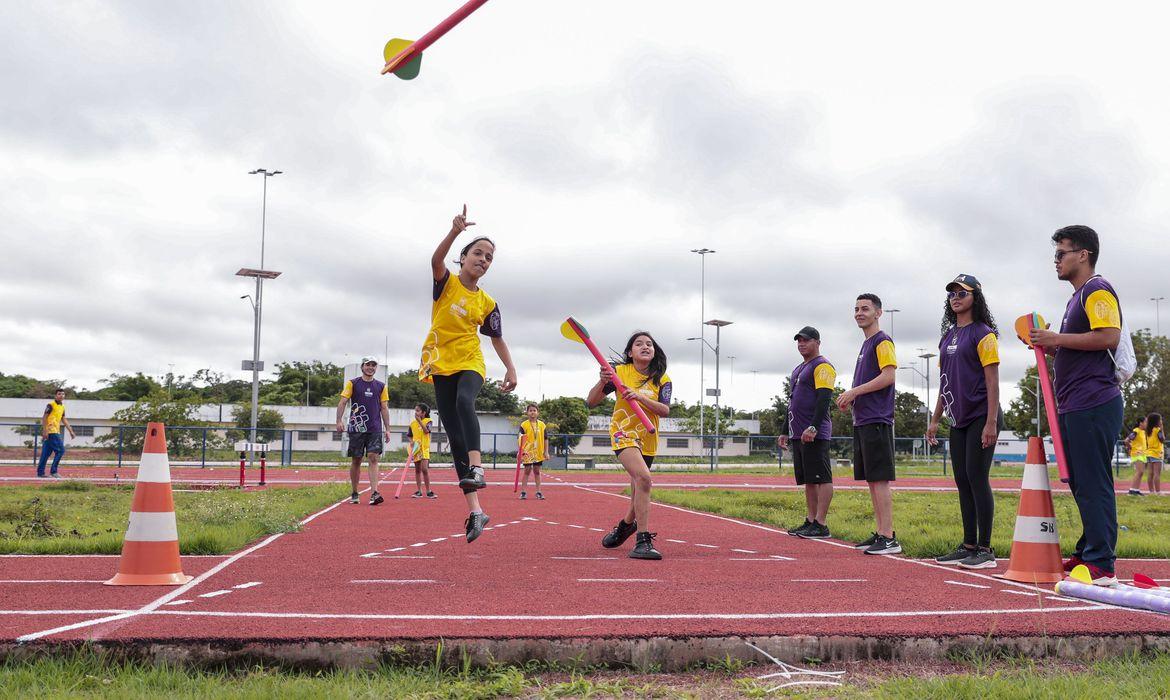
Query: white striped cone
[[105, 422, 193, 585], [1000, 436, 1063, 583]]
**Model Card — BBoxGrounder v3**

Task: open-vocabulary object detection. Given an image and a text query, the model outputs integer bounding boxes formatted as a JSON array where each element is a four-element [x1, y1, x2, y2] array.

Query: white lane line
[[352, 579, 437, 584], [1001, 589, 1039, 597], [409, 543, 428, 548], [0, 609, 132, 615], [769, 555, 796, 561], [386, 547, 406, 552], [694, 543, 718, 549], [666, 539, 688, 544], [0, 554, 227, 558], [552, 556, 618, 560], [546, 521, 559, 525], [141, 605, 1112, 621], [495, 524, 508, 528], [566, 524, 585, 529], [233, 582, 262, 590], [449, 533, 464, 538], [0, 580, 106, 584], [15, 489, 366, 643], [945, 580, 991, 589], [588, 527, 605, 532], [430, 537, 447, 542], [164, 600, 193, 606], [197, 590, 233, 598], [577, 578, 660, 583], [792, 579, 867, 583], [732, 549, 758, 554], [731, 558, 792, 562]]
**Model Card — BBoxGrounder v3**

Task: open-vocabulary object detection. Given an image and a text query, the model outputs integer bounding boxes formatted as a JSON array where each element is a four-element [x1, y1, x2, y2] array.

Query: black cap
[[946, 274, 981, 292], [794, 326, 820, 341]]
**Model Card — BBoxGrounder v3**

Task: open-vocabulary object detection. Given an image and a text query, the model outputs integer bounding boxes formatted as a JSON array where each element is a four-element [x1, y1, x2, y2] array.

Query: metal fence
[[2, 422, 1131, 476]]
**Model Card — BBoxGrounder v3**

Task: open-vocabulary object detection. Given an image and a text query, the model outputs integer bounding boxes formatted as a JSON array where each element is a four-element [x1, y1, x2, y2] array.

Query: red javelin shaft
[[1029, 314, 1070, 483], [566, 319, 657, 434], [383, 0, 490, 74]]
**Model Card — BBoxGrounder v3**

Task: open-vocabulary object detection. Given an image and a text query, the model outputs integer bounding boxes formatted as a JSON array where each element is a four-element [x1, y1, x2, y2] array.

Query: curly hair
[[940, 288, 999, 336]]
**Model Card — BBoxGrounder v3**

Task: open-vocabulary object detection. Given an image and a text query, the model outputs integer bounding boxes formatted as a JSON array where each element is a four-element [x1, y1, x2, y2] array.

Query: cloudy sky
[[3, 0, 1168, 414]]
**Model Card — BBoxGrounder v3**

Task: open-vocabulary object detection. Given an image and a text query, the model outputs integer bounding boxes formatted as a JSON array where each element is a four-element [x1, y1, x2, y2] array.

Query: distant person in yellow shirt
[[1145, 413, 1163, 495], [1125, 416, 1148, 496], [38, 388, 75, 478], [587, 331, 672, 560], [409, 403, 435, 499], [518, 403, 550, 500], [420, 205, 518, 543]]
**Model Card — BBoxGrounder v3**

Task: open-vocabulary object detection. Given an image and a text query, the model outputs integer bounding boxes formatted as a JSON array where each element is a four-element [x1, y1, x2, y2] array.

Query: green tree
[[229, 404, 286, 444], [589, 396, 616, 416], [0, 372, 69, 398], [1121, 330, 1170, 432], [894, 390, 928, 440], [475, 378, 521, 414], [537, 396, 589, 451], [95, 392, 221, 457], [87, 373, 161, 401], [385, 369, 437, 409], [1005, 363, 1052, 439]]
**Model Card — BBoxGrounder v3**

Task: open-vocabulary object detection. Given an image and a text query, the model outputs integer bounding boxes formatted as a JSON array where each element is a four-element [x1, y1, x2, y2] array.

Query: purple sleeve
[[433, 270, 450, 302], [658, 382, 673, 404], [602, 382, 616, 396], [480, 303, 502, 337]]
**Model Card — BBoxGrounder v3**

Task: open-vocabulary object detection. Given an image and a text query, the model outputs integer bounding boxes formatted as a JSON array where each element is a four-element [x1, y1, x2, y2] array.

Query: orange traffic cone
[[105, 423, 193, 586], [999, 436, 1063, 583]]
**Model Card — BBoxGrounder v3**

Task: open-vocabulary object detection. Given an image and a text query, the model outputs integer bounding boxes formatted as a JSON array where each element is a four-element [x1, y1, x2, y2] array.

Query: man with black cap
[[780, 327, 837, 539]]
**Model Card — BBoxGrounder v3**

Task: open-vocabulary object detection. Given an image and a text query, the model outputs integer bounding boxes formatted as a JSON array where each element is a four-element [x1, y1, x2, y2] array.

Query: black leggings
[[433, 371, 484, 490], [950, 414, 998, 548]]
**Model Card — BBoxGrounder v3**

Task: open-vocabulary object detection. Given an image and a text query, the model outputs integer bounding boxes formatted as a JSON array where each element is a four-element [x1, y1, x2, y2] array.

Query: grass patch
[[0, 482, 349, 555], [651, 486, 1170, 559]]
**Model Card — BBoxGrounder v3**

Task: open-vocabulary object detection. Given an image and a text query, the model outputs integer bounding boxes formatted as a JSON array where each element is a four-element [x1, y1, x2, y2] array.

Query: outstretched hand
[[451, 204, 476, 235]]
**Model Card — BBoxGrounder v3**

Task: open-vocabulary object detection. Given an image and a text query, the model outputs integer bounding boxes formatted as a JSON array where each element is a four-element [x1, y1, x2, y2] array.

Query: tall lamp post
[[691, 248, 715, 453], [886, 308, 901, 339], [705, 319, 733, 471], [239, 168, 282, 452], [1152, 297, 1165, 336]]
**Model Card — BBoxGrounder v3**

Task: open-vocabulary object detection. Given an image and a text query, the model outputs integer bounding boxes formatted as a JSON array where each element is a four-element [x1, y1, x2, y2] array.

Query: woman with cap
[[419, 205, 518, 543], [926, 274, 1004, 570]]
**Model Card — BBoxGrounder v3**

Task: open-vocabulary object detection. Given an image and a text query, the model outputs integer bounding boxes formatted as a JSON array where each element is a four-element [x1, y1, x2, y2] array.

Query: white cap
[[360, 356, 378, 365]]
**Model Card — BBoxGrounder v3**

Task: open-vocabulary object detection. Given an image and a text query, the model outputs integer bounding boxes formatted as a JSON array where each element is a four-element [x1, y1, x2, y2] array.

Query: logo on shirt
[[946, 334, 959, 356]]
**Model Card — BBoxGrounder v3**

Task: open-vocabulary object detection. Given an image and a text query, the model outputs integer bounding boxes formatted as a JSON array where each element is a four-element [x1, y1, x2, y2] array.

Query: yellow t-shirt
[[608, 364, 672, 457], [519, 419, 547, 464], [410, 417, 432, 460], [43, 402, 65, 434], [419, 271, 501, 384], [1128, 427, 1147, 459], [1147, 427, 1164, 461]]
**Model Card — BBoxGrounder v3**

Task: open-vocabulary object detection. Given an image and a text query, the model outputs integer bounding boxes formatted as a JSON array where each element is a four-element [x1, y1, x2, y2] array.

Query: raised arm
[[431, 204, 476, 281]]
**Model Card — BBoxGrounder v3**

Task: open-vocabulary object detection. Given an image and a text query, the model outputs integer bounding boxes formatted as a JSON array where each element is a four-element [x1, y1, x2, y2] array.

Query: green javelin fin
[[383, 38, 423, 80]]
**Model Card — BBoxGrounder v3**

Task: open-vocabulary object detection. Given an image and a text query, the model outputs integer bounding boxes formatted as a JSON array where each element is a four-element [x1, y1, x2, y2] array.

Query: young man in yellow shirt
[[38, 388, 76, 478]]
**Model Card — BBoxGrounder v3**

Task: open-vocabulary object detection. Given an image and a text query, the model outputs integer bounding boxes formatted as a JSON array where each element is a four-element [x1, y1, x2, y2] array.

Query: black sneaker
[[350, 492, 360, 504], [411, 491, 423, 498], [458, 466, 487, 490], [958, 547, 997, 570], [629, 532, 662, 560], [854, 532, 878, 549], [535, 492, 545, 500], [369, 492, 384, 506], [426, 491, 437, 499], [788, 519, 813, 537], [1128, 489, 1144, 496], [935, 545, 975, 565], [519, 491, 527, 500], [798, 522, 831, 539], [601, 519, 638, 548], [864, 533, 902, 555], [465, 512, 490, 543]]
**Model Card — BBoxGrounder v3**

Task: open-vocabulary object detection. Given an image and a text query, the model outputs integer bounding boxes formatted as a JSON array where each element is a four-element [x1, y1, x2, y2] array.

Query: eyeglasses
[[1054, 248, 1084, 262], [947, 290, 971, 300]]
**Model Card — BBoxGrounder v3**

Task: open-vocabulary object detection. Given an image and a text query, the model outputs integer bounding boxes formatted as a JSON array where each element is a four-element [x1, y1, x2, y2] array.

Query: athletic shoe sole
[[865, 544, 902, 555], [958, 559, 998, 570], [798, 531, 831, 539], [629, 549, 662, 560], [466, 513, 490, 543]]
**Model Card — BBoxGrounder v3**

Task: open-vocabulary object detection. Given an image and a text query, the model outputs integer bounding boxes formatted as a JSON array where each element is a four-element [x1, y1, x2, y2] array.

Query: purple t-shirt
[[1054, 276, 1122, 414], [345, 377, 386, 434], [852, 331, 896, 426], [938, 322, 999, 429], [788, 356, 834, 440]]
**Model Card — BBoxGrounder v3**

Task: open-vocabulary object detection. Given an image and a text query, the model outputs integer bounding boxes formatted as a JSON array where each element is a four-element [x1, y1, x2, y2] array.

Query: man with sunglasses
[[336, 356, 392, 505], [1029, 226, 1124, 586]]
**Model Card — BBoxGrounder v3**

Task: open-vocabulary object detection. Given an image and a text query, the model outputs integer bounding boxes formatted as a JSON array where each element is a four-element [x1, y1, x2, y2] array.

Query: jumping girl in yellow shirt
[[420, 205, 518, 543]]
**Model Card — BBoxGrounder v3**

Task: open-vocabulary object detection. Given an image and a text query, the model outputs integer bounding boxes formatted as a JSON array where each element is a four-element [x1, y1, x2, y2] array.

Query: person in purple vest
[[837, 293, 901, 555], [779, 327, 837, 540], [1029, 225, 1124, 586], [926, 274, 1003, 570], [335, 356, 392, 506]]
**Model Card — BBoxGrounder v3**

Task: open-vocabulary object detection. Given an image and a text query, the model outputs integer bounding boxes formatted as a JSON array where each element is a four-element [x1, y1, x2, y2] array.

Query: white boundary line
[[0, 580, 106, 584], [14, 489, 364, 643]]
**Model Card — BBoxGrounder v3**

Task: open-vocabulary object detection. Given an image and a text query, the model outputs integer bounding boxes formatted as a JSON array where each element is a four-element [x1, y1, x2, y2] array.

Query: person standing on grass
[[1029, 225, 1124, 586], [588, 331, 672, 560], [926, 274, 1003, 570], [1145, 413, 1163, 495], [409, 403, 436, 499], [836, 293, 901, 555], [518, 402, 550, 500], [335, 357, 391, 506], [37, 388, 75, 479], [420, 205, 519, 543], [779, 327, 837, 540], [1125, 416, 1148, 496]]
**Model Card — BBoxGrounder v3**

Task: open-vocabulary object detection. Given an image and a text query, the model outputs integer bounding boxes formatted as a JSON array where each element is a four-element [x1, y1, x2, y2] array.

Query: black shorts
[[523, 462, 544, 468], [614, 447, 654, 468], [347, 431, 383, 458], [792, 439, 832, 485], [853, 423, 895, 482]]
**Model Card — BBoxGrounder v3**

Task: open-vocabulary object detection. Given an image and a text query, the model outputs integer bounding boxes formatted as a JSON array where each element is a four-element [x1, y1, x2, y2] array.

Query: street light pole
[[1152, 297, 1165, 336], [886, 308, 901, 339], [242, 168, 282, 450], [537, 363, 544, 401], [705, 319, 733, 471], [691, 248, 715, 452]]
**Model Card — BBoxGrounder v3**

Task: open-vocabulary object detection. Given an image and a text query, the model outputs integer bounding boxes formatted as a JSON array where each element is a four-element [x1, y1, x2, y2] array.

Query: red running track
[[3, 472, 1170, 644]]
